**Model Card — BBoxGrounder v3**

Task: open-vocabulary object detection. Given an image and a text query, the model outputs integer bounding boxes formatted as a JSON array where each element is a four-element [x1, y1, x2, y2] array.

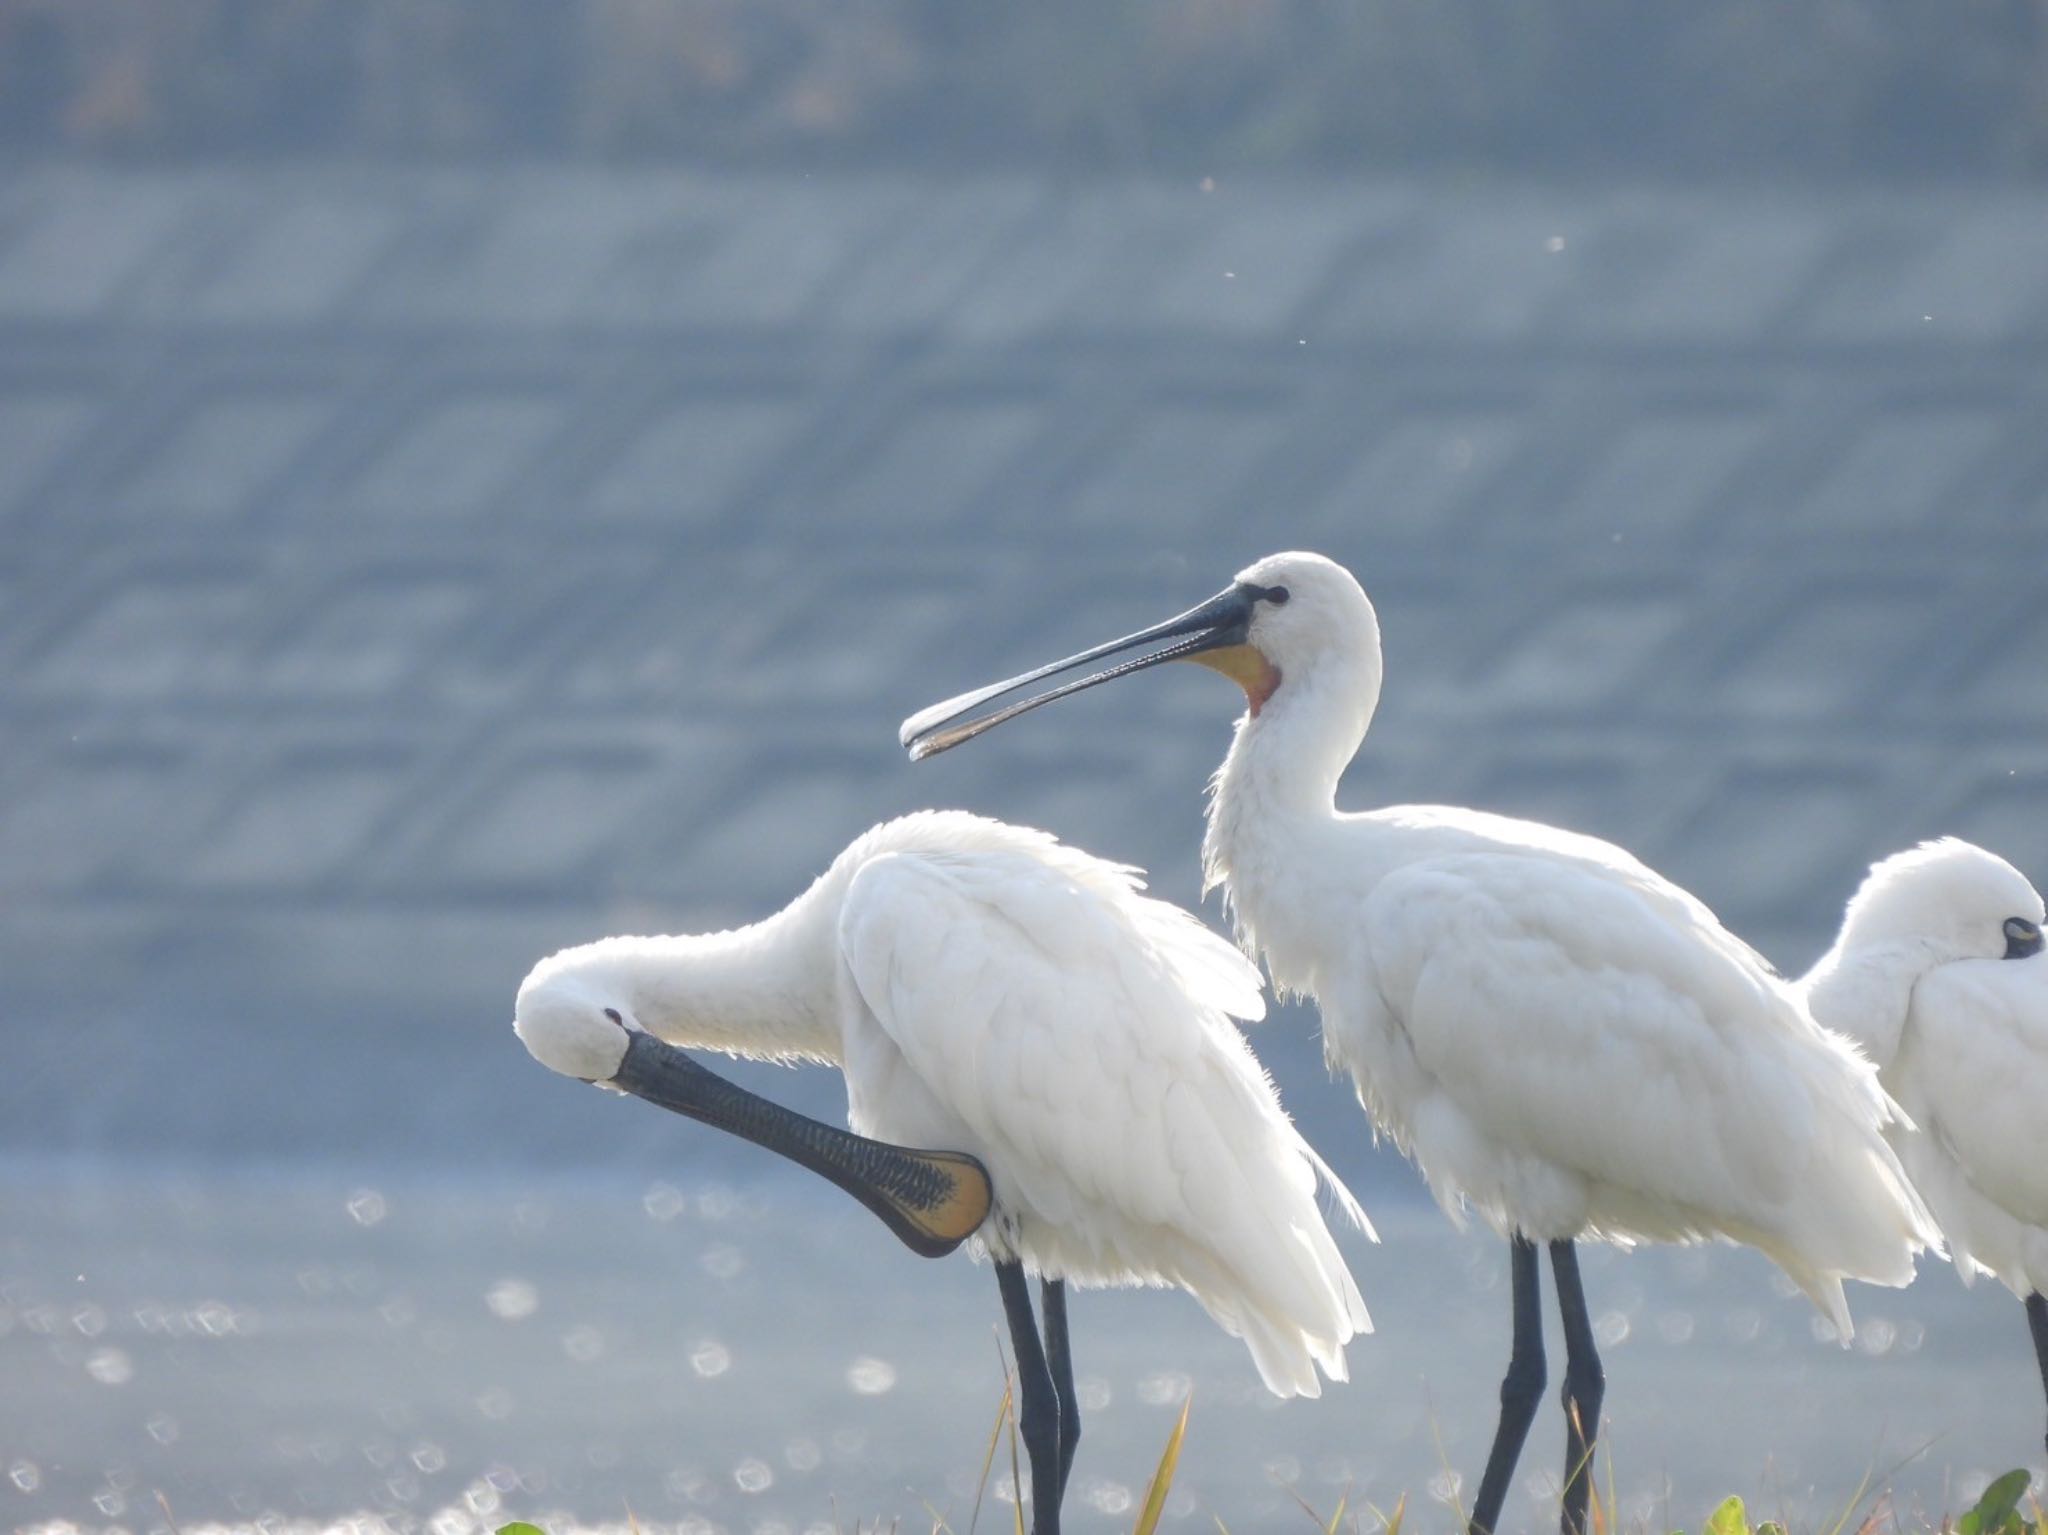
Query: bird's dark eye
[[604, 1007, 624, 1024], [1266, 586, 1290, 606], [2003, 918, 2043, 959]]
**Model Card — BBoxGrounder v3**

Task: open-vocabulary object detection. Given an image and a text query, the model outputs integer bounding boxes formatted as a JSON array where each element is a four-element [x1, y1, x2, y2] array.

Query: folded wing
[[838, 844, 1368, 1397]]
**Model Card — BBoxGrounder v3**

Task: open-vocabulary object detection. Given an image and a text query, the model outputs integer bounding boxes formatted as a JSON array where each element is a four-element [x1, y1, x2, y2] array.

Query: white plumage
[[515, 810, 1370, 1400], [902, 550, 1937, 1535], [1237, 801, 1928, 1336], [1803, 839, 2048, 1300]]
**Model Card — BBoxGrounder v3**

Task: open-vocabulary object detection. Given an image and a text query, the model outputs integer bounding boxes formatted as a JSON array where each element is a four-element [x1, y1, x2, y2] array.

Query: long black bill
[[899, 583, 1256, 760], [608, 1030, 992, 1259]]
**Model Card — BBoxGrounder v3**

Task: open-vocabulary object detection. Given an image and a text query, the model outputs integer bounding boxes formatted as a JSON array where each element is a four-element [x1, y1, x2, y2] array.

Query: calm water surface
[[2, 1160, 2038, 1535]]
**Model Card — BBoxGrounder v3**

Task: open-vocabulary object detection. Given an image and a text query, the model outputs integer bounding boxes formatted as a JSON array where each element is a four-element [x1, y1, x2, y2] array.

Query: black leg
[[1041, 1279, 1081, 1503], [1469, 1235, 1546, 1535], [1551, 1241, 1605, 1535], [2025, 1292, 2048, 1459], [998, 1260, 1063, 1535]]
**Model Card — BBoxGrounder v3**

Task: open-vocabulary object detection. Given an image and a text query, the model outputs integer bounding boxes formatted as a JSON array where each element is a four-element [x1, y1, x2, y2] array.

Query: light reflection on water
[[0, 1161, 2039, 1535]]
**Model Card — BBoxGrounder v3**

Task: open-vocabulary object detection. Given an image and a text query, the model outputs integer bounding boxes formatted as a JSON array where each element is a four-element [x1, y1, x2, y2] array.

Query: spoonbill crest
[[903, 551, 1937, 1535], [1802, 838, 2048, 1448], [514, 809, 1371, 1535]]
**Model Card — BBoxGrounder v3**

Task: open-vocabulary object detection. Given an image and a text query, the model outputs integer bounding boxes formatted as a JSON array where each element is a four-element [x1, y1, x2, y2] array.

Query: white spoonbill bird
[[513, 809, 1371, 1535], [902, 552, 1937, 1535], [1801, 838, 2048, 1448]]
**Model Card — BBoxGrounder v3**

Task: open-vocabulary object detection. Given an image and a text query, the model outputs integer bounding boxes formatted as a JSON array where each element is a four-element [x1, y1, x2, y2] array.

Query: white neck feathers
[[525, 892, 843, 1066], [1204, 644, 1375, 863], [1201, 647, 1380, 987], [1800, 936, 1943, 1070]]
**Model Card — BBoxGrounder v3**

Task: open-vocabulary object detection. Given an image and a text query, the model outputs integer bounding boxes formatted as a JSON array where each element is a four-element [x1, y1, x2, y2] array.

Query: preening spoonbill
[[1801, 838, 2048, 1449], [513, 809, 1371, 1535], [903, 551, 1937, 1535]]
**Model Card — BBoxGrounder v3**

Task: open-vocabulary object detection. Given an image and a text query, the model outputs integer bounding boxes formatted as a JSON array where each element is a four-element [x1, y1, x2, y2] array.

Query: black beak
[[608, 1030, 992, 1258], [900, 583, 1258, 760]]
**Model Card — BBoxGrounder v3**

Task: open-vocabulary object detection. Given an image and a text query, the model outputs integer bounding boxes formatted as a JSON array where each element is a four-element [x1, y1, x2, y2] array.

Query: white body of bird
[[906, 552, 1937, 1335], [1217, 791, 1930, 1334], [515, 809, 1370, 1398], [902, 551, 1941, 1533], [1802, 838, 2048, 1299], [1195, 558, 1935, 1336]]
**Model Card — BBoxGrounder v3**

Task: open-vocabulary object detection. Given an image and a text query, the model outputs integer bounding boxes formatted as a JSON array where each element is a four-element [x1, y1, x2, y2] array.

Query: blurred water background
[[6, 4, 2048, 1532]]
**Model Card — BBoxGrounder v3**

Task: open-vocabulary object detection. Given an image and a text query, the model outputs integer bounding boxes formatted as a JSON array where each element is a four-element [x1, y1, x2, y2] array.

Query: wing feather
[[1360, 850, 1929, 1310], [1911, 958, 2048, 1227], [837, 845, 1366, 1395]]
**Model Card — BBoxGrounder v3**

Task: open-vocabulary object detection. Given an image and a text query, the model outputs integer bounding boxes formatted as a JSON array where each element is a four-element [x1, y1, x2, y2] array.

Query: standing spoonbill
[[901, 552, 1937, 1535], [513, 809, 1371, 1535], [1801, 838, 2048, 1449]]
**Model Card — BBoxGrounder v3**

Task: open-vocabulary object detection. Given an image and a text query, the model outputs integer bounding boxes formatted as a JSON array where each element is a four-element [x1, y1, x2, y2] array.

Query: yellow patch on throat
[[1191, 643, 1281, 715]]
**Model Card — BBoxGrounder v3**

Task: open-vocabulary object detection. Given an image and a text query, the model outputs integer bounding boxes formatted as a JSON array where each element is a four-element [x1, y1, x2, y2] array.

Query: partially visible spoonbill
[[1801, 838, 2048, 1449], [901, 551, 1937, 1535], [513, 809, 1371, 1535]]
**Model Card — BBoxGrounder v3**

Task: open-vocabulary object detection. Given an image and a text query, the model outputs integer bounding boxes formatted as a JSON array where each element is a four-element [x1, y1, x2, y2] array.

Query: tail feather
[[1747, 1026, 1940, 1331], [1165, 1031, 1372, 1392], [1304, 1140, 1378, 1244], [1745, 1065, 1939, 1340], [1238, 1306, 1325, 1400], [1171, 1244, 1327, 1398], [1766, 1252, 1854, 1345], [1224, 1155, 1374, 1351]]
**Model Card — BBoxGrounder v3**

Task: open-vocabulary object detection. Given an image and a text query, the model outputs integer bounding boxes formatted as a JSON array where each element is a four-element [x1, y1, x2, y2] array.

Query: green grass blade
[[1008, 1377, 1027, 1535], [1281, 1486, 1328, 1529], [1705, 1494, 1750, 1535], [1421, 1393, 1465, 1532], [968, 1373, 1012, 1535], [1966, 1470, 2032, 1534], [1133, 1393, 1193, 1535], [1823, 1462, 1879, 1535], [1602, 1415, 1619, 1535]]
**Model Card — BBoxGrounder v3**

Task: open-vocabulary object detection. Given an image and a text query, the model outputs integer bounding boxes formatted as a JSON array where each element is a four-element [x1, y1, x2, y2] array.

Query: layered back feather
[[831, 812, 1371, 1397]]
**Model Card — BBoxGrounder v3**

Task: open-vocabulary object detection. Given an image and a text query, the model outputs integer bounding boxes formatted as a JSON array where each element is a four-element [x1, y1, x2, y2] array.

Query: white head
[[898, 549, 1382, 760], [1219, 551, 1382, 714], [513, 959, 633, 1082], [1833, 838, 2045, 963]]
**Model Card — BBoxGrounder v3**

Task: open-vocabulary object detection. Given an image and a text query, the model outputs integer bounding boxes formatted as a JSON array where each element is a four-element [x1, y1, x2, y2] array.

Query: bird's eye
[[604, 1007, 624, 1024], [1266, 586, 1290, 606], [2003, 918, 2043, 959]]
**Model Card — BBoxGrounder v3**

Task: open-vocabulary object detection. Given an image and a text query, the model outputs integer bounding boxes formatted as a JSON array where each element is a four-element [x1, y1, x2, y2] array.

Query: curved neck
[[1202, 652, 1377, 893], [1801, 936, 1941, 1069], [554, 892, 843, 1066]]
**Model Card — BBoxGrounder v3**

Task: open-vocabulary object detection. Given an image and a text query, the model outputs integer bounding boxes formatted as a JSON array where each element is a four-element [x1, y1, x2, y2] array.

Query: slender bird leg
[[2026, 1292, 2048, 1459], [1551, 1240, 1606, 1535], [998, 1260, 1064, 1535], [1041, 1278, 1081, 1503], [1469, 1235, 1546, 1535]]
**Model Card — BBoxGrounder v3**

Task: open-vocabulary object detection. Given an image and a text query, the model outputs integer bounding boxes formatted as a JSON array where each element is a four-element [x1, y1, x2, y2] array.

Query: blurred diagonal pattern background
[[6, 0, 2048, 177], [3, 162, 2046, 1172], [10, 7, 2048, 1527]]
